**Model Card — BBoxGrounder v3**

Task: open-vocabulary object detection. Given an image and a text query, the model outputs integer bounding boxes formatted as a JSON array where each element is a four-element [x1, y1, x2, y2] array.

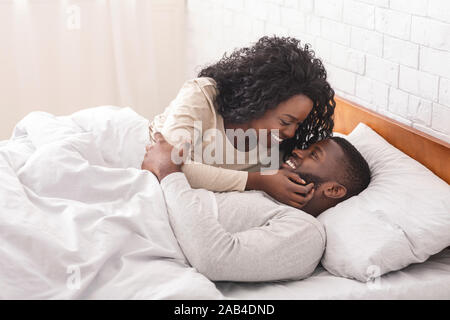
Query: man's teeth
[[286, 159, 296, 169], [271, 132, 283, 143]]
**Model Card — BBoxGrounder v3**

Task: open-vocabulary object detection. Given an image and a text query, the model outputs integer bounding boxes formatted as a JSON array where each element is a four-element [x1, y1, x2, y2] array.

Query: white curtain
[[0, 0, 185, 139]]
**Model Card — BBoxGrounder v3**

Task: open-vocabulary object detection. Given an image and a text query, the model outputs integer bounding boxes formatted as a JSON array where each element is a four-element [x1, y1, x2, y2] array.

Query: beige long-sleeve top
[[149, 77, 272, 192], [161, 172, 326, 282]]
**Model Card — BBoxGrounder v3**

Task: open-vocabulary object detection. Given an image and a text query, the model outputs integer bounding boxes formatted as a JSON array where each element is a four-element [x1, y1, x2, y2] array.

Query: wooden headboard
[[333, 96, 450, 184]]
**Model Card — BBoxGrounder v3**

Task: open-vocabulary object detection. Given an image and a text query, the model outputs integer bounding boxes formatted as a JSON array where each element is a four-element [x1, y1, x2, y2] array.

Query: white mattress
[[215, 248, 450, 299]]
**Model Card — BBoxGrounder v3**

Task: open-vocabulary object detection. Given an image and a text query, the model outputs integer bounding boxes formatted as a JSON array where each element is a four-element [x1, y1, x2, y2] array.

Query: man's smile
[[284, 154, 300, 170]]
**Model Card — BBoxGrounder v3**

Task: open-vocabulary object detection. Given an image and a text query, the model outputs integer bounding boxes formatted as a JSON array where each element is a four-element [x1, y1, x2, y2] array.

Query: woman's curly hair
[[198, 36, 335, 155]]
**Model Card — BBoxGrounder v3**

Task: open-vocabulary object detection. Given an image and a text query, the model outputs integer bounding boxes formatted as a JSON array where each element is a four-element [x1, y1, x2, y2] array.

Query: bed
[[0, 98, 448, 299], [216, 248, 450, 299], [215, 96, 450, 300]]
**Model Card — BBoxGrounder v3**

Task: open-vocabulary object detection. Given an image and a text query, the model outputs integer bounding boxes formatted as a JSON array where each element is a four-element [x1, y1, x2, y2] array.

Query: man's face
[[281, 139, 345, 187]]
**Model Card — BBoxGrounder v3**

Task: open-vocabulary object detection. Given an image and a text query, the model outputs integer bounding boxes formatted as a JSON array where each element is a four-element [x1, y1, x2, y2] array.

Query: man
[[141, 133, 370, 282]]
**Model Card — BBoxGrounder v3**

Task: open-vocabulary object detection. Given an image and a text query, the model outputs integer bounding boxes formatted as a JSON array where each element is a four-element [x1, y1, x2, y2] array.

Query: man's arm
[[142, 133, 325, 281], [160, 172, 325, 282]]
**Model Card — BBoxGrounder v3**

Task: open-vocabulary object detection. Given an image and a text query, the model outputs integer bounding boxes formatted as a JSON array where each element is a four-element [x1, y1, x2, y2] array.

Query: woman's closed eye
[[280, 119, 302, 127], [279, 119, 291, 126]]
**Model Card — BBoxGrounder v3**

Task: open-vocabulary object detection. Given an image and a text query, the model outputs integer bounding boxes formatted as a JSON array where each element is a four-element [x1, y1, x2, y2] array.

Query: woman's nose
[[282, 125, 297, 139]]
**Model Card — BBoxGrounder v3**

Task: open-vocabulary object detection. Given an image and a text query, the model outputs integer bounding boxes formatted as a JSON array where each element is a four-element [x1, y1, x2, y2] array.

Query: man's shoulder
[[214, 190, 290, 214], [214, 189, 271, 201], [215, 190, 323, 222]]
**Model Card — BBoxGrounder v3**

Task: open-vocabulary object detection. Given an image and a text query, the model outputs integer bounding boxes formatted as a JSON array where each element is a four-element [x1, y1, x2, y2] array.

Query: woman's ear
[[323, 182, 347, 199]]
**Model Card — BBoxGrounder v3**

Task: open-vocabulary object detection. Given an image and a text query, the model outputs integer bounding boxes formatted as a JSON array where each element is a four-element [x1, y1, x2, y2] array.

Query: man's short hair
[[330, 136, 371, 199]]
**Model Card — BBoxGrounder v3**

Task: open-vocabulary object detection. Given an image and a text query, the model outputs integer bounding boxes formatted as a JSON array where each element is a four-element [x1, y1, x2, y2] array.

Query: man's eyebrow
[[314, 145, 324, 156]]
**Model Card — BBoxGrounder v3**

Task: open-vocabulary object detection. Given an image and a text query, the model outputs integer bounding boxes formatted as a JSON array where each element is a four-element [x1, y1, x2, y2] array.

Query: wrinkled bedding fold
[[0, 106, 223, 299]]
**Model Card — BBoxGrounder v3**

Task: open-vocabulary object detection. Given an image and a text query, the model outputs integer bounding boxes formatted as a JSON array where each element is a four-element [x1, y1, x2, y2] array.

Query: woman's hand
[[141, 132, 187, 181], [246, 169, 314, 209]]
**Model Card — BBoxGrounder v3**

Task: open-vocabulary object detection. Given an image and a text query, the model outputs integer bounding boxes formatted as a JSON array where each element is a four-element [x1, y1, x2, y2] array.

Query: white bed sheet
[[216, 248, 450, 300], [0, 107, 223, 299], [2, 109, 448, 300]]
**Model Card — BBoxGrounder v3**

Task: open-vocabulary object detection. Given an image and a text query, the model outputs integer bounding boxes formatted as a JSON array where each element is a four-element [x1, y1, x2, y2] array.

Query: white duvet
[[0, 106, 223, 299]]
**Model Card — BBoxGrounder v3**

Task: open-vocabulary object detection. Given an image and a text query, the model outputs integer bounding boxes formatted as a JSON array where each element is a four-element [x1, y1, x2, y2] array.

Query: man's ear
[[323, 182, 347, 199]]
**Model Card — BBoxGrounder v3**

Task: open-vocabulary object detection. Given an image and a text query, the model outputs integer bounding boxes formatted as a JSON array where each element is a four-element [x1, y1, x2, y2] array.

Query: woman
[[149, 36, 335, 208]]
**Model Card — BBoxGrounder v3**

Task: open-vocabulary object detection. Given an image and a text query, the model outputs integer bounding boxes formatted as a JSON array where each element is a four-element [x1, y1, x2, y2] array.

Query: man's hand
[[141, 132, 187, 181]]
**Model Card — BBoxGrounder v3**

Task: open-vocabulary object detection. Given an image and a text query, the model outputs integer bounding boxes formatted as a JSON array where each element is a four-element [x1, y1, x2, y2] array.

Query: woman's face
[[250, 94, 314, 148]]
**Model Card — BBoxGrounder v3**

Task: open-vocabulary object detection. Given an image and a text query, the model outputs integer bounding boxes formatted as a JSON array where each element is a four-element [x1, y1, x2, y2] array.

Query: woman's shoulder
[[177, 77, 219, 110], [181, 77, 217, 95], [191, 76, 217, 88]]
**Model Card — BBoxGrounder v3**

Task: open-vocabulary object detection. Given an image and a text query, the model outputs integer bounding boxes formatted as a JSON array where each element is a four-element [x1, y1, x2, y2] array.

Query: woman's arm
[[151, 78, 249, 192], [181, 162, 248, 192], [151, 78, 316, 200]]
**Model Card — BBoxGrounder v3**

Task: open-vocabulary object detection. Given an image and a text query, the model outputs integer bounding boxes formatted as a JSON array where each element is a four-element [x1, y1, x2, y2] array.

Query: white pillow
[[318, 123, 450, 282]]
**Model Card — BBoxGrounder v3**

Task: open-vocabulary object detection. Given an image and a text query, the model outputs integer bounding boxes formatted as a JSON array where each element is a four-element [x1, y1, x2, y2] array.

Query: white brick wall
[[412, 17, 450, 51], [383, 36, 419, 68], [428, 0, 450, 23], [389, 87, 409, 115], [186, 0, 450, 143], [366, 55, 399, 86], [390, 0, 427, 16], [315, 0, 343, 21], [343, 0, 375, 29], [399, 66, 439, 101], [375, 8, 411, 40]]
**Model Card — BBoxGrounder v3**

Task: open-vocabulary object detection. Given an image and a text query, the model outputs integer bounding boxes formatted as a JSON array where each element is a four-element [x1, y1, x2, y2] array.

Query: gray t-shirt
[[161, 172, 326, 282]]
